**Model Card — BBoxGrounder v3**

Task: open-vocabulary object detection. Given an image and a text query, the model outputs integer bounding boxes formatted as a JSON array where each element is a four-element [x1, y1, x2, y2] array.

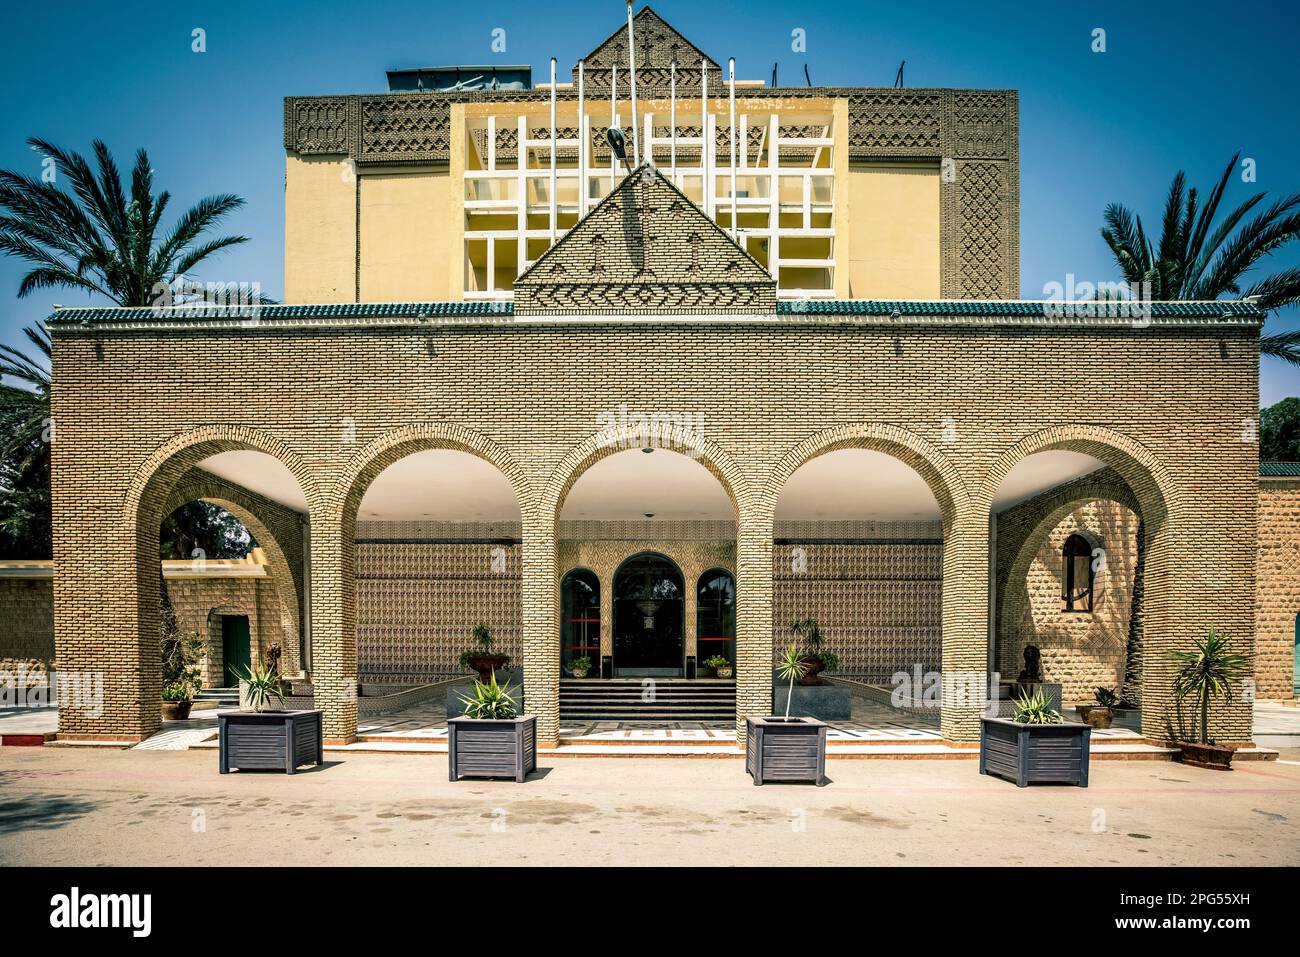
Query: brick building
[[18, 7, 1294, 747]]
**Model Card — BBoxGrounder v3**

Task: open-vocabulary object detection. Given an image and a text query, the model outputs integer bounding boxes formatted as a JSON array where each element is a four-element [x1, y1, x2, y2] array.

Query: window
[[560, 569, 601, 673], [696, 569, 736, 670], [1062, 534, 1095, 613]]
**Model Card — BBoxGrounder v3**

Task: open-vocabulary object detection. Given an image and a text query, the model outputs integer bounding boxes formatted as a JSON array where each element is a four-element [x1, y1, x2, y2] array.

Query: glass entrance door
[[613, 553, 684, 677]]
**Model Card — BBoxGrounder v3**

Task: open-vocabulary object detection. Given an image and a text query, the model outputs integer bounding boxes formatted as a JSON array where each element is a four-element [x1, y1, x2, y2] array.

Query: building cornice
[[45, 299, 1265, 335]]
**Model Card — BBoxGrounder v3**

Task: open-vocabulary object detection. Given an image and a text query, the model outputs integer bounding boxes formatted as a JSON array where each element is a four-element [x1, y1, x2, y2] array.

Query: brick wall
[[0, 577, 54, 678], [1257, 479, 1300, 700], [47, 311, 1260, 743]]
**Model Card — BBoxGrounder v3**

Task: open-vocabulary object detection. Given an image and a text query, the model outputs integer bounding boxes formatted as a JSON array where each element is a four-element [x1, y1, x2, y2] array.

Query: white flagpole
[[626, 0, 640, 167], [549, 57, 557, 244], [610, 62, 617, 191], [670, 57, 677, 182], [728, 57, 737, 239], [578, 60, 587, 217], [701, 58, 708, 215]]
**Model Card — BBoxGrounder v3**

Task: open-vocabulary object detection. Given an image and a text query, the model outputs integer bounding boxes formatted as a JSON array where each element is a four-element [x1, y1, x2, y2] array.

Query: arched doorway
[[613, 552, 685, 676], [560, 569, 601, 675], [696, 568, 736, 673]]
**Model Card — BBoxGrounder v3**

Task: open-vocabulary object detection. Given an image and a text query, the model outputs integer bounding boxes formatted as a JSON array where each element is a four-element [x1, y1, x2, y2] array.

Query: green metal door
[[222, 616, 251, 688]]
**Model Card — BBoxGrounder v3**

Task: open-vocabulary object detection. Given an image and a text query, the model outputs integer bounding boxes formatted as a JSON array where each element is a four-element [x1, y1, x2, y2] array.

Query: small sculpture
[[1017, 644, 1043, 684]]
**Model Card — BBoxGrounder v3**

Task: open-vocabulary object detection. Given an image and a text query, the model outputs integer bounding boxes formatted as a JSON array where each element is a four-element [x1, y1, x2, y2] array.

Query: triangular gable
[[574, 6, 721, 90], [513, 163, 775, 316]]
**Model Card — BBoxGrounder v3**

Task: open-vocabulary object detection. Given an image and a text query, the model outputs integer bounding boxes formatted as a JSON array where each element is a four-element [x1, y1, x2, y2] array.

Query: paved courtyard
[[0, 745, 1296, 867]]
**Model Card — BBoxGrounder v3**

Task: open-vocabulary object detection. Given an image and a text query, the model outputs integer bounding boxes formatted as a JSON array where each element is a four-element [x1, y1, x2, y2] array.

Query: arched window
[[1062, 533, 1095, 613], [560, 569, 601, 674], [696, 568, 736, 673]]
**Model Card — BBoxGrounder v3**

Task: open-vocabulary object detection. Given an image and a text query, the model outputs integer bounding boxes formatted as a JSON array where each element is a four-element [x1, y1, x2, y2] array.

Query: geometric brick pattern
[[47, 309, 1261, 746], [1256, 476, 1300, 700]]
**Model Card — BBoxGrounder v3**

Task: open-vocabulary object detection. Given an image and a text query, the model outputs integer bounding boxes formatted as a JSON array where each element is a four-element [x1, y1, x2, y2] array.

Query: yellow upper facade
[[283, 7, 1017, 305]]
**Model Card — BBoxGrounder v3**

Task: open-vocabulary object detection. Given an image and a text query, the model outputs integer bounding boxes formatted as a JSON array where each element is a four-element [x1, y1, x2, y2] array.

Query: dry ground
[[0, 747, 1296, 866]]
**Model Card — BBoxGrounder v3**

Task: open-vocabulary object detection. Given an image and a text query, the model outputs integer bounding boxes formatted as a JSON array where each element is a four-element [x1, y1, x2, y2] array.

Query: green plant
[[236, 662, 284, 713], [160, 619, 204, 699], [161, 681, 193, 704], [1012, 689, 1063, 725], [457, 623, 500, 671], [775, 643, 808, 719], [1100, 152, 1300, 367], [809, 650, 839, 673], [790, 617, 823, 650], [1094, 687, 1120, 708], [569, 655, 592, 674], [1168, 628, 1250, 745], [703, 654, 730, 670], [459, 670, 518, 720]]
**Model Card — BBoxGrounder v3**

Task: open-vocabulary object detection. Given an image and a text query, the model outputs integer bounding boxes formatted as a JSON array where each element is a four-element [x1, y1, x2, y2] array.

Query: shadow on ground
[[0, 795, 98, 834]]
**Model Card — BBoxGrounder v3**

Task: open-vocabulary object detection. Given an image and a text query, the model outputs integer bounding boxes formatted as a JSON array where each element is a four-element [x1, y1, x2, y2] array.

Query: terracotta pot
[[1175, 741, 1236, 770], [162, 700, 192, 721], [798, 656, 825, 686], [1076, 705, 1113, 729], [467, 654, 511, 682]]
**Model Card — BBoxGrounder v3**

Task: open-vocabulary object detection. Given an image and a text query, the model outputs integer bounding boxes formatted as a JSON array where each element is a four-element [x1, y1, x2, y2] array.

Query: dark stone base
[[771, 680, 852, 720]]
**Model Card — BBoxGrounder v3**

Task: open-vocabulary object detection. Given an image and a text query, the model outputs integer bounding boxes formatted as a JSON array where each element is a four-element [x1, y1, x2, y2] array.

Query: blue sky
[[1, 0, 1297, 404]]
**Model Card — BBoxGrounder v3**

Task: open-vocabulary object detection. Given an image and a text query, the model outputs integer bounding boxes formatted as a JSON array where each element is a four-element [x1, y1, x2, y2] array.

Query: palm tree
[[1168, 628, 1250, 745], [0, 325, 51, 555], [0, 137, 260, 306], [1101, 152, 1300, 366]]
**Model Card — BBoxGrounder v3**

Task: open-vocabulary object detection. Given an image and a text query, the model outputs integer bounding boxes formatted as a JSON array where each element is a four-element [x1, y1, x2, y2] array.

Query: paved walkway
[[2, 745, 1296, 866]]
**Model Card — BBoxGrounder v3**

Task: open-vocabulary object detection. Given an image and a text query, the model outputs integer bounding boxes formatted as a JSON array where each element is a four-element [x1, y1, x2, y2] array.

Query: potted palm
[[569, 655, 592, 678], [218, 663, 323, 774], [458, 623, 511, 682], [980, 688, 1091, 787], [746, 643, 827, 786], [791, 617, 827, 685], [160, 627, 204, 720], [702, 654, 733, 679], [1077, 686, 1119, 729], [448, 671, 537, 782], [1167, 629, 1250, 770]]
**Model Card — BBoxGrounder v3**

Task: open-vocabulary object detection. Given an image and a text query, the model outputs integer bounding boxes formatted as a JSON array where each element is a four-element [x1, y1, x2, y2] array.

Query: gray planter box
[[219, 710, 323, 774], [979, 717, 1091, 788], [746, 716, 827, 786], [772, 680, 852, 720], [448, 715, 537, 782]]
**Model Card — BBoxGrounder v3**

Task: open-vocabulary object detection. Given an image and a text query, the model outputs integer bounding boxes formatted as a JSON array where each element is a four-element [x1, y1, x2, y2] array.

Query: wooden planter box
[[219, 710, 323, 775], [448, 716, 537, 782], [980, 717, 1091, 788], [746, 716, 827, 786]]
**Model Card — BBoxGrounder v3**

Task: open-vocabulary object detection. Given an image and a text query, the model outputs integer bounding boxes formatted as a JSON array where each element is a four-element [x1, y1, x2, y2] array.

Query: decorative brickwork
[[0, 577, 53, 675], [575, 6, 722, 91], [1257, 477, 1300, 700], [513, 163, 775, 315], [48, 307, 1261, 745]]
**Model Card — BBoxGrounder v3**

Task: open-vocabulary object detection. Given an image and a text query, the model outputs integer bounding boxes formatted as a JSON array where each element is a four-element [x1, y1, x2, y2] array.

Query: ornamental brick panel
[[48, 309, 1260, 744]]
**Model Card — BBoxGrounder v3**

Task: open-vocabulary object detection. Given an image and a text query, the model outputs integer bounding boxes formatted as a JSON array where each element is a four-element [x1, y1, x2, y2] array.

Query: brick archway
[[68, 427, 320, 741], [312, 423, 533, 742], [993, 468, 1142, 704], [976, 425, 1230, 741], [761, 423, 979, 737], [162, 469, 307, 675]]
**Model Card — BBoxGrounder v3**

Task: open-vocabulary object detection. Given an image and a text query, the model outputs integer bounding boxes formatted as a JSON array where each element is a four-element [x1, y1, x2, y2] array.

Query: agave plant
[[1168, 628, 1250, 745], [236, 662, 284, 713], [1101, 152, 1300, 366], [1011, 688, 1063, 725], [775, 642, 808, 719], [1094, 687, 1120, 708], [459, 670, 518, 720]]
